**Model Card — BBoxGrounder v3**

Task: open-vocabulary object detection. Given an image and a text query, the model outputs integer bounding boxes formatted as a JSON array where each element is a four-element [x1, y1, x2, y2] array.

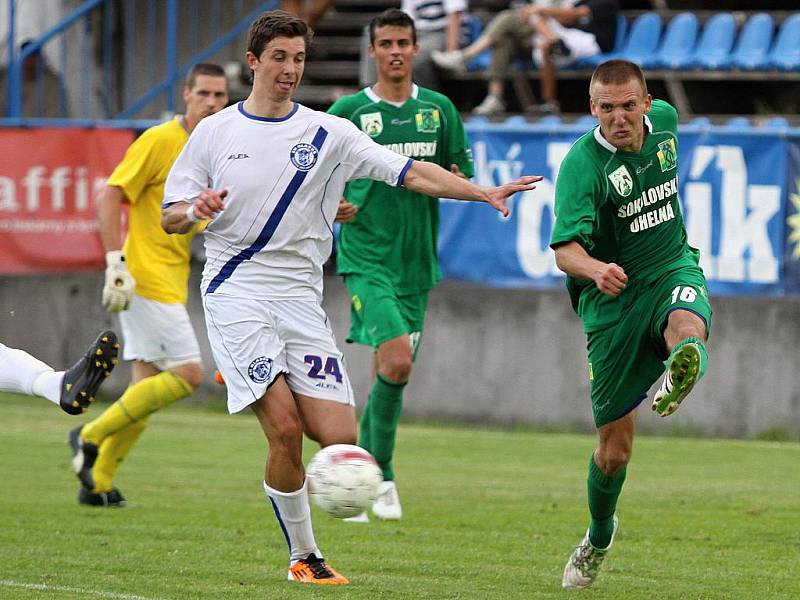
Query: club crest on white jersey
[[248, 356, 273, 383], [290, 143, 319, 171]]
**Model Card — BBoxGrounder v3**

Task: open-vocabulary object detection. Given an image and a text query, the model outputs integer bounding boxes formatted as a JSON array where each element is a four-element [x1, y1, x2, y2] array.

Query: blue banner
[[784, 138, 800, 293], [439, 123, 794, 295]]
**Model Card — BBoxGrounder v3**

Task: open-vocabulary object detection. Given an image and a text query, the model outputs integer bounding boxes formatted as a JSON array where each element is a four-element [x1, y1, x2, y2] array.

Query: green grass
[[1, 394, 798, 600]]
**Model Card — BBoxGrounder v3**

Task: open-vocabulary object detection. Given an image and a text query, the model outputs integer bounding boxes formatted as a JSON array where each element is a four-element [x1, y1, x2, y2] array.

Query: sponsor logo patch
[[360, 112, 383, 137], [415, 108, 440, 133], [657, 139, 677, 172], [608, 165, 633, 197], [248, 357, 273, 383]]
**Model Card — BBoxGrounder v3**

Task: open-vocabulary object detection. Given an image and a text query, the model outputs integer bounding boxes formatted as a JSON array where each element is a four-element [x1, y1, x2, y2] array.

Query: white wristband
[[185, 202, 201, 223]]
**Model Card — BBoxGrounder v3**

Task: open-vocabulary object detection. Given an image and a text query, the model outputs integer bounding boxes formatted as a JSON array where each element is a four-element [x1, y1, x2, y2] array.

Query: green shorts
[[343, 274, 429, 357], [587, 264, 712, 428]]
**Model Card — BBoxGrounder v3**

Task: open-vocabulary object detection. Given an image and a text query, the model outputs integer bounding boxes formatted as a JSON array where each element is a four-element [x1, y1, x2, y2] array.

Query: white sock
[[0, 343, 61, 404], [32, 370, 64, 405], [263, 478, 321, 563]]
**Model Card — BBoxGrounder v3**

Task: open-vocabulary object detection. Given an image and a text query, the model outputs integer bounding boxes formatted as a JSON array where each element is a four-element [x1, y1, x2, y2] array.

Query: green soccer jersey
[[328, 84, 474, 294], [550, 100, 700, 332]]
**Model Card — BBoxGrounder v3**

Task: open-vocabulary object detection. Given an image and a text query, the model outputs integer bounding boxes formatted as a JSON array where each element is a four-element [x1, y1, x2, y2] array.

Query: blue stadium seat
[[723, 116, 751, 129], [573, 115, 598, 128], [687, 116, 712, 128], [692, 13, 737, 70], [499, 115, 529, 128], [731, 13, 774, 71], [644, 12, 699, 70], [535, 115, 563, 127], [768, 13, 800, 71], [575, 14, 628, 68], [466, 115, 490, 125], [762, 116, 789, 129], [461, 15, 492, 71], [613, 12, 663, 66]]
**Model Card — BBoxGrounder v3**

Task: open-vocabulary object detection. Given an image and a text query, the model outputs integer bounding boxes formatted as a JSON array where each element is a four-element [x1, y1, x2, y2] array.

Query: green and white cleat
[[652, 338, 705, 417], [562, 517, 619, 589]]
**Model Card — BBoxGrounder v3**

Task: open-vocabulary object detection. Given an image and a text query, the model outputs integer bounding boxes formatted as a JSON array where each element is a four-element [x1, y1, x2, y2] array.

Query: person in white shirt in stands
[[360, 0, 467, 89], [162, 9, 540, 587]]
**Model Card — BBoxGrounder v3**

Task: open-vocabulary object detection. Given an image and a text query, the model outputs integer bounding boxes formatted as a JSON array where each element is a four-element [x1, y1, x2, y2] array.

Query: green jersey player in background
[[550, 60, 711, 589], [327, 8, 474, 522]]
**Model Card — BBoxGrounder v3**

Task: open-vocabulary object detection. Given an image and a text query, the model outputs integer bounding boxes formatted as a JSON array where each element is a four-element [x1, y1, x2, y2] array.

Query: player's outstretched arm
[[161, 188, 228, 234], [553, 241, 628, 297], [402, 160, 541, 217]]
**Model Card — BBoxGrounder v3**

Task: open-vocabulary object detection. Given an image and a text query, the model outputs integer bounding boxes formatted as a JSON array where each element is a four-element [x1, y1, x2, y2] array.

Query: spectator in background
[[282, 0, 333, 29], [432, 0, 618, 115], [67, 63, 228, 508], [360, 0, 466, 89], [0, 40, 70, 117]]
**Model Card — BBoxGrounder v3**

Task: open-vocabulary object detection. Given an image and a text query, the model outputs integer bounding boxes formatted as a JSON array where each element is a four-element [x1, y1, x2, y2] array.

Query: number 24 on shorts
[[671, 286, 697, 303], [304, 354, 343, 383]]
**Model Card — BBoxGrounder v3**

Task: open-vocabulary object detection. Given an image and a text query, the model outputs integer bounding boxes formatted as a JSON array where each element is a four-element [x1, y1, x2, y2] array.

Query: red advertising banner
[[0, 128, 134, 274]]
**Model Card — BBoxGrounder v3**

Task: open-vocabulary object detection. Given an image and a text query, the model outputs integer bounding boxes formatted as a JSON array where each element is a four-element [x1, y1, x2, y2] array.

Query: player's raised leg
[[0, 330, 118, 414], [652, 308, 708, 417], [254, 376, 350, 585]]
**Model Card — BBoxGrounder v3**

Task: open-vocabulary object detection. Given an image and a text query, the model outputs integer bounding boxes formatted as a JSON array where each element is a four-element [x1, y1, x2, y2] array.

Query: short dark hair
[[247, 10, 313, 58], [369, 9, 416, 45], [185, 63, 226, 90], [590, 59, 648, 97]]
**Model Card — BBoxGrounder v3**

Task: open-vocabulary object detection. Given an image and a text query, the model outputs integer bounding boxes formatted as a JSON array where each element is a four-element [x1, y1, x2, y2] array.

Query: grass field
[[1, 394, 798, 600]]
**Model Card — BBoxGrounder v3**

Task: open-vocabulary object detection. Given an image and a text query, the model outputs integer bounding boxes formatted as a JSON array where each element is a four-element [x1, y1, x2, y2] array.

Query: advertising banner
[[439, 125, 791, 295], [0, 128, 133, 274], [784, 138, 800, 294]]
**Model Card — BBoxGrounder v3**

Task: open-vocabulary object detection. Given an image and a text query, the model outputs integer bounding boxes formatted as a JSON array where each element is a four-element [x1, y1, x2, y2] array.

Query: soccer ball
[[306, 444, 382, 519]]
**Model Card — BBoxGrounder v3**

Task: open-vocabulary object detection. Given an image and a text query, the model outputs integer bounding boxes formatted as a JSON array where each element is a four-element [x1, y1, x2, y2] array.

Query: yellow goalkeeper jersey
[[107, 117, 199, 305]]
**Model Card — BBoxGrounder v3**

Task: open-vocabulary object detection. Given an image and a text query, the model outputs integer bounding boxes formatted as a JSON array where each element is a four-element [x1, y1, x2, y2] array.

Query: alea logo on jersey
[[290, 143, 319, 171], [248, 356, 273, 383]]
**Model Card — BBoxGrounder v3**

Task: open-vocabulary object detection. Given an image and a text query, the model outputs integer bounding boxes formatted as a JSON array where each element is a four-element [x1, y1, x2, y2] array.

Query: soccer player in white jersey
[[161, 10, 541, 585]]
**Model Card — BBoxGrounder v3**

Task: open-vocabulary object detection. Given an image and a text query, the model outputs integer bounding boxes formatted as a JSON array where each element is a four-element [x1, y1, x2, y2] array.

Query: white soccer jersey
[[164, 102, 413, 301]]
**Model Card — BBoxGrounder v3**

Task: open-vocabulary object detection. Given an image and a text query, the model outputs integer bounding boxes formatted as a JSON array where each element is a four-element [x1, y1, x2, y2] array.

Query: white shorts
[[119, 294, 202, 370], [533, 19, 601, 68], [203, 294, 355, 414]]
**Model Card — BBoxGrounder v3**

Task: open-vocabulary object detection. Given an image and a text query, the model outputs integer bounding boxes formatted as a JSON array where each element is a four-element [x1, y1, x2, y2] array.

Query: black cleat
[[68, 426, 98, 490], [78, 486, 127, 508], [60, 329, 120, 415]]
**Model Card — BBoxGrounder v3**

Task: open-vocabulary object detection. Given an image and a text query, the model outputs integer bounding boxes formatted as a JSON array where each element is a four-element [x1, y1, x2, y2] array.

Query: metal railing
[[2, 0, 278, 128]]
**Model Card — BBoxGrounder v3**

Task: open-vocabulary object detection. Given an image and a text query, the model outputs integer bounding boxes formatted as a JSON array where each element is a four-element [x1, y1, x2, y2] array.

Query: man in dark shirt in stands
[[433, 0, 618, 115]]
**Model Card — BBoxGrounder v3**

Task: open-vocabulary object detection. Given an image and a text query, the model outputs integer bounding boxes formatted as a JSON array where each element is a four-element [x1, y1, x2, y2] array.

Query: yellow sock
[[92, 418, 149, 493], [82, 371, 192, 446]]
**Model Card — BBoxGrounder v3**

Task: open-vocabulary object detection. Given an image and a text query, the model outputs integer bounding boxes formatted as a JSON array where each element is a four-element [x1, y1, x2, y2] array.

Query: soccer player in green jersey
[[550, 60, 711, 589], [327, 8, 474, 521]]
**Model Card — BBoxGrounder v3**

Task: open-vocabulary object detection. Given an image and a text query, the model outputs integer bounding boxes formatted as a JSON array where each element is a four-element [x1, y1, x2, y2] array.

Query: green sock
[[672, 336, 708, 379], [587, 453, 626, 549], [358, 397, 372, 452], [364, 372, 406, 481]]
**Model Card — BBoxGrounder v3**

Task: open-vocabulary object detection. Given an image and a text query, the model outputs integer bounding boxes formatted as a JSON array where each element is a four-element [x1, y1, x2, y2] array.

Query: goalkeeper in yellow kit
[[68, 64, 228, 507]]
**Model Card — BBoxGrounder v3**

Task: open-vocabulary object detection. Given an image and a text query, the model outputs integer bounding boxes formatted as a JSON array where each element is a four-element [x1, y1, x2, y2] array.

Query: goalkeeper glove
[[102, 250, 135, 312]]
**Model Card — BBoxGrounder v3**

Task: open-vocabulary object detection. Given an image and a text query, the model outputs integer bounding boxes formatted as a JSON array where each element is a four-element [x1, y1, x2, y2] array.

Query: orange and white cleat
[[214, 369, 225, 385], [288, 553, 349, 585]]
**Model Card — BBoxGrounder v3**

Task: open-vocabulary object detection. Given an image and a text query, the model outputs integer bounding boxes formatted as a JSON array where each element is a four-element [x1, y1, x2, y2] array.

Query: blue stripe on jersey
[[396, 158, 414, 187], [206, 126, 329, 294]]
